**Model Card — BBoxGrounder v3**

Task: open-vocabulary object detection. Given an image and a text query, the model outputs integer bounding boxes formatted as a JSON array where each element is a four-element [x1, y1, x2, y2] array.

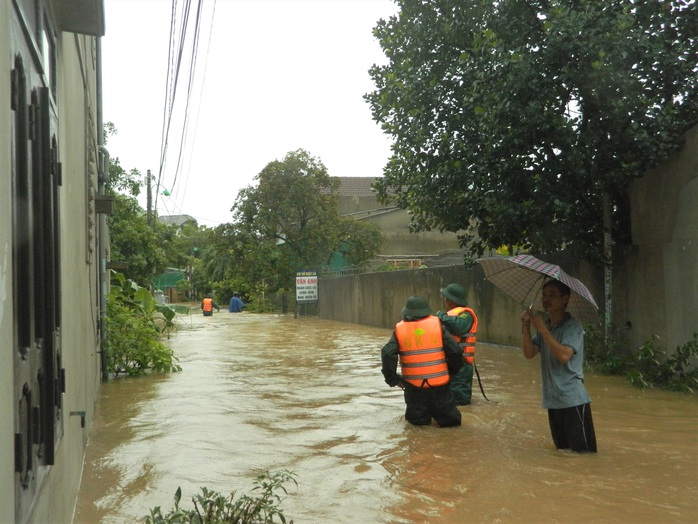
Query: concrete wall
[[318, 252, 605, 348], [625, 124, 698, 353], [319, 265, 525, 347], [337, 194, 384, 215]]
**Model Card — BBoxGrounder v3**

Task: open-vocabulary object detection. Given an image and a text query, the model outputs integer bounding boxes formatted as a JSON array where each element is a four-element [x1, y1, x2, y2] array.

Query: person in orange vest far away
[[201, 294, 220, 316], [381, 295, 464, 427], [436, 283, 478, 405]]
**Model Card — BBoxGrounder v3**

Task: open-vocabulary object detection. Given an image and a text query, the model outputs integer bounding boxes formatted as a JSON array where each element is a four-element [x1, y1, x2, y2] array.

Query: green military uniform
[[436, 284, 476, 405]]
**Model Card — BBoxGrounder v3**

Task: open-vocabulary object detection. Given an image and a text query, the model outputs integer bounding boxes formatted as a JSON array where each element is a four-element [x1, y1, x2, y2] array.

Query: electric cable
[[174, 1, 217, 216], [155, 0, 216, 221]]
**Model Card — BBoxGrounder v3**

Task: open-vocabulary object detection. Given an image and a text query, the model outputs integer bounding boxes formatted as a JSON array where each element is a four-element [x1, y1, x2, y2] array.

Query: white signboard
[[295, 270, 318, 303]]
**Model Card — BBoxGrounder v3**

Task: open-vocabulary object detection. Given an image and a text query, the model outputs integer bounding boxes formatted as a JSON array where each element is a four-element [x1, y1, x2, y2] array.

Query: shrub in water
[[145, 470, 297, 524]]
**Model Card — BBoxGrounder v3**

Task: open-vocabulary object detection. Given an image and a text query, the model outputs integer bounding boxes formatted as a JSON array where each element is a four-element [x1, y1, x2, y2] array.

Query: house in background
[[159, 213, 198, 228], [2, 1, 108, 522], [333, 177, 465, 268]]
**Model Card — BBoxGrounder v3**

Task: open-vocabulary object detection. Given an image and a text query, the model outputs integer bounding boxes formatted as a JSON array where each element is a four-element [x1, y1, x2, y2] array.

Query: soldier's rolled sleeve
[[381, 333, 401, 386]]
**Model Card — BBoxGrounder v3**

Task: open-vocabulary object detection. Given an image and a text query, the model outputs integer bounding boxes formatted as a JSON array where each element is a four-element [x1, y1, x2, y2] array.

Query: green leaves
[[105, 271, 181, 377], [224, 149, 382, 297], [366, 0, 698, 263], [145, 471, 297, 523]]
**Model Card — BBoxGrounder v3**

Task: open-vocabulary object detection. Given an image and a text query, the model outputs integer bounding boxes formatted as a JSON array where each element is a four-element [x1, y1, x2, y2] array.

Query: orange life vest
[[395, 316, 450, 388], [202, 298, 214, 312], [447, 306, 478, 365]]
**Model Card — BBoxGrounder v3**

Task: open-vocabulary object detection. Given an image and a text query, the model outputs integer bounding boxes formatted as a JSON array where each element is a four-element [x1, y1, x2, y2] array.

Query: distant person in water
[[229, 292, 245, 313], [201, 294, 220, 316]]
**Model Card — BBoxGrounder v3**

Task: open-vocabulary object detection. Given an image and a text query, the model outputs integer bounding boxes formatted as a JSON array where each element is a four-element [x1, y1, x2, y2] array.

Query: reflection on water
[[74, 313, 698, 523]]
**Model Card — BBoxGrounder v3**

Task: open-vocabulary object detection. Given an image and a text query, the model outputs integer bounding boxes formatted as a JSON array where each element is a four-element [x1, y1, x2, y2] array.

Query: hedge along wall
[[317, 265, 525, 347]]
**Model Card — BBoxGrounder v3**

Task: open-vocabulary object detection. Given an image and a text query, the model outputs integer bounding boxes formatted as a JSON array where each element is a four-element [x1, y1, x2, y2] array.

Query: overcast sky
[[101, 0, 398, 227]]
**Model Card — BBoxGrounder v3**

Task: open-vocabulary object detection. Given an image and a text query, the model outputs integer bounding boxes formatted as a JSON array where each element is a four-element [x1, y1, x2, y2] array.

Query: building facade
[[1, 1, 107, 522], [334, 177, 464, 257]]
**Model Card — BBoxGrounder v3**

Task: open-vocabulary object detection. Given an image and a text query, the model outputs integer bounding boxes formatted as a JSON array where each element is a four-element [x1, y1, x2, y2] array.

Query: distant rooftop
[[333, 177, 379, 197], [158, 214, 197, 227]]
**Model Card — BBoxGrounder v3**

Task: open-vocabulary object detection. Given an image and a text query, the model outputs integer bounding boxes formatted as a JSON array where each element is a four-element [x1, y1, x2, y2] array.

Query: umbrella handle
[[522, 305, 533, 334]]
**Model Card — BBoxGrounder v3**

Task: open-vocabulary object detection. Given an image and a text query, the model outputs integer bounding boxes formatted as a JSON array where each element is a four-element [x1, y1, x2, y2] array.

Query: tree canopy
[[228, 149, 383, 297], [366, 0, 698, 263], [104, 141, 208, 289]]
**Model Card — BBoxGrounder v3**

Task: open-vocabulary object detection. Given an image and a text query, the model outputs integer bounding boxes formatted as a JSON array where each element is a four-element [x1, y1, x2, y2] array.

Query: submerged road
[[75, 311, 698, 523]]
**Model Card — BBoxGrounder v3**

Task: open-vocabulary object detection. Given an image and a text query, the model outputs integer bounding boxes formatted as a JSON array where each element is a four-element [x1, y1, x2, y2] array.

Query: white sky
[[101, 0, 398, 227]]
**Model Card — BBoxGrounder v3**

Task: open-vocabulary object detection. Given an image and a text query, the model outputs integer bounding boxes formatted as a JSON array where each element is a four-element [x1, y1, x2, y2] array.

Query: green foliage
[[107, 192, 169, 287], [584, 324, 632, 376], [200, 150, 382, 301], [104, 131, 212, 290], [627, 334, 698, 393], [495, 245, 527, 257], [366, 0, 698, 263], [145, 471, 297, 524], [375, 263, 406, 272], [106, 271, 181, 377], [332, 219, 383, 269], [104, 151, 143, 197], [199, 223, 279, 302], [586, 327, 698, 393], [233, 149, 342, 276]]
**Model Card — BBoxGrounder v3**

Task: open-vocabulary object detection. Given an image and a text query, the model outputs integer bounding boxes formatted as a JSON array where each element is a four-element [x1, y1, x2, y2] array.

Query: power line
[[156, 0, 216, 219], [175, 1, 217, 217]]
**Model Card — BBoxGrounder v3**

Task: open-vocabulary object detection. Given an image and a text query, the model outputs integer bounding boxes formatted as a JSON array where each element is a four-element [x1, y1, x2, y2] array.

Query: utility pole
[[603, 192, 613, 339], [146, 169, 152, 225]]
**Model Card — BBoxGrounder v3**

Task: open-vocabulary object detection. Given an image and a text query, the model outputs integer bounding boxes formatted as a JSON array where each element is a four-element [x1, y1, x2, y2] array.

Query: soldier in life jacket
[[381, 295, 464, 427], [435, 283, 478, 405], [201, 294, 220, 316]]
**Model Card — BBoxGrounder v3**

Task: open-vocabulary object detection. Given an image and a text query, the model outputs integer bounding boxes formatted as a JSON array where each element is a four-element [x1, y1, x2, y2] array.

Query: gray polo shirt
[[532, 313, 591, 409]]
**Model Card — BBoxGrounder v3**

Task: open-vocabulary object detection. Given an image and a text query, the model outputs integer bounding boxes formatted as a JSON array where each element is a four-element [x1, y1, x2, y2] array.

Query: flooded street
[[74, 312, 698, 523]]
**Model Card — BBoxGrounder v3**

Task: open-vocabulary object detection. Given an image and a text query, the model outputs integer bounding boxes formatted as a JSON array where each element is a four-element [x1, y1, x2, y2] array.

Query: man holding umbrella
[[521, 279, 597, 453]]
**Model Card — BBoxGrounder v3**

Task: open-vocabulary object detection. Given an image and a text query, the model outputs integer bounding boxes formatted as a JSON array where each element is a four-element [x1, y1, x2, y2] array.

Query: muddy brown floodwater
[[74, 312, 698, 523]]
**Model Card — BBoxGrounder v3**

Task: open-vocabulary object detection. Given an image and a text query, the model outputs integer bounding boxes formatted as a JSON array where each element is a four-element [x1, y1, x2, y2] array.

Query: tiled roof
[[158, 214, 197, 227], [333, 177, 379, 197]]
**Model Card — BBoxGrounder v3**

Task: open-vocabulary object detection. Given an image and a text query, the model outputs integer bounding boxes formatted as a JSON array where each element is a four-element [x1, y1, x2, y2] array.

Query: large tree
[[107, 192, 168, 286], [366, 0, 698, 263], [200, 222, 288, 305], [230, 149, 382, 293], [105, 150, 206, 288]]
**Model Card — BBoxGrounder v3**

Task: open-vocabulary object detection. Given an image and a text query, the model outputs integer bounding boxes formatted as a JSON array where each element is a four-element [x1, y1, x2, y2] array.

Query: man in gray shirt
[[521, 280, 597, 453]]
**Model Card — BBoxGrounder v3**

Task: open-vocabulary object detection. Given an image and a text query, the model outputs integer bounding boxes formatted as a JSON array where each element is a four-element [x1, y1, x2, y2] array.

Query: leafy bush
[[584, 324, 632, 376], [375, 263, 404, 272], [106, 271, 182, 376], [145, 470, 297, 524], [627, 334, 698, 393], [586, 326, 698, 393]]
